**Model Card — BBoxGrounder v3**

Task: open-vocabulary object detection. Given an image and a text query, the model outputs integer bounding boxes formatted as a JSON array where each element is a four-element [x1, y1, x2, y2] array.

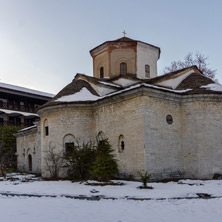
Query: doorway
[[28, 154, 32, 171]]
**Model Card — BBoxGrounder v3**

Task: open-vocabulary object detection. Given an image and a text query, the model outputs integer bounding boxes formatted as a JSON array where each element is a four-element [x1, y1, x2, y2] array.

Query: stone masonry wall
[[40, 105, 94, 178], [181, 98, 222, 179], [16, 126, 41, 174], [38, 89, 222, 180], [94, 95, 146, 178], [143, 94, 183, 180]]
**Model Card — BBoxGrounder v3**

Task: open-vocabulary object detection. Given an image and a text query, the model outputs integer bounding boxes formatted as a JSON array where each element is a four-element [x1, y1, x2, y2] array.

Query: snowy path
[[0, 174, 222, 222], [0, 196, 222, 222]]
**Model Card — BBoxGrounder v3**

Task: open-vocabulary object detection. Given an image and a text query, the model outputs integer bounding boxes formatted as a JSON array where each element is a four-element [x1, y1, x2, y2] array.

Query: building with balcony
[[0, 82, 53, 127]]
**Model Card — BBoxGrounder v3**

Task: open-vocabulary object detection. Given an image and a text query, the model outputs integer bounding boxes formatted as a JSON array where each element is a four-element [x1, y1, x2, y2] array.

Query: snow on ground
[[1, 174, 222, 199], [1, 197, 222, 222], [1, 174, 222, 222]]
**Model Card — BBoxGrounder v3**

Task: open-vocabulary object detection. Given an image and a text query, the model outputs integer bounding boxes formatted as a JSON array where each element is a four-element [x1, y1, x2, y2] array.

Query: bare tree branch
[[44, 142, 64, 179], [164, 52, 216, 79]]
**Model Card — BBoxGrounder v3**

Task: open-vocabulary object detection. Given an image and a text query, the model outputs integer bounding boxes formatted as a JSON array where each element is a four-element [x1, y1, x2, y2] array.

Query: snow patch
[[0, 108, 39, 117], [0, 82, 54, 97], [55, 87, 100, 102], [201, 83, 222, 92], [88, 82, 116, 96], [143, 83, 192, 93], [55, 84, 192, 103], [98, 81, 121, 88], [17, 125, 37, 133], [112, 78, 139, 87]]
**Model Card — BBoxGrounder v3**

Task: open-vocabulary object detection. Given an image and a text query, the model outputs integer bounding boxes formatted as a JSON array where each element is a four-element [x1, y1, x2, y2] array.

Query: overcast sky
[[0, 0, 221, 94]]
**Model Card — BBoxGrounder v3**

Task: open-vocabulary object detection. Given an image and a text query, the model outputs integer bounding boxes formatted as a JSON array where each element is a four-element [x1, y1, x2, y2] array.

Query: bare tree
[[164, 52, 216, 79], [44, 142, 64, 179]]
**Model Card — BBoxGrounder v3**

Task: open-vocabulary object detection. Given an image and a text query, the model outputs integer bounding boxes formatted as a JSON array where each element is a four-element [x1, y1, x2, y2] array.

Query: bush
[[65, 142, 97, 180], [90, 139, 118, 182], [138, 170, 151, 188], [65, 139, 119, 182]]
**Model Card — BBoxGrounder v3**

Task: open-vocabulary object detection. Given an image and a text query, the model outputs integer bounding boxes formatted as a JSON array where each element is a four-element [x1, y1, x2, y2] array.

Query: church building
[[15, 36, 222, 180]]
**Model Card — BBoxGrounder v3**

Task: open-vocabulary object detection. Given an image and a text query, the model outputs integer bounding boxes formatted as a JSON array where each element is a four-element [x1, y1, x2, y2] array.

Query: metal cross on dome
[[122, 30, 127, 37]]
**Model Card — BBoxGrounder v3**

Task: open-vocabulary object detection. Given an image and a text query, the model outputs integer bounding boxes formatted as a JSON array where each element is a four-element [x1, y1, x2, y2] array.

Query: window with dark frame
[[166, 115, 173, 125], [65, 142, 75, 155], [45, 126, 49, 136], [118, 135, 125, 152], [0, 118, 4, 126], [0, 100, 3, 108], [121, 141, 125, 150], [100, 67, 104, 79], [145, 64, 150, 78], [120, 62, 127, 75]]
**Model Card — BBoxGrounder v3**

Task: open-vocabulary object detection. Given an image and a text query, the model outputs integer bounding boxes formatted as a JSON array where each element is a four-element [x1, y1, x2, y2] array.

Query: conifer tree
[[90, 139, 118, 181]]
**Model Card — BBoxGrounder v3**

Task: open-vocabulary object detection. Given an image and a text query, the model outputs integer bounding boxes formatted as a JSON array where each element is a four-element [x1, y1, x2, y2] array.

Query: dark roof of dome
[[113, 37, 136, 42], [176, 73, 216, 95], [39, 79, 100, 109], [90, 36, 160, 56], [146, 66, 202, 84], [38, 66, 222, 111]]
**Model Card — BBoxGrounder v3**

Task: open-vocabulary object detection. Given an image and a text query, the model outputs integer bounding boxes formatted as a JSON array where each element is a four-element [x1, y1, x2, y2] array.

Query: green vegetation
[[65, 142, 97, 180], [65, 139, 118, 181], [138, 170, 151, 188], [90, 139, 118, 182], [0, 126, 21, 176]]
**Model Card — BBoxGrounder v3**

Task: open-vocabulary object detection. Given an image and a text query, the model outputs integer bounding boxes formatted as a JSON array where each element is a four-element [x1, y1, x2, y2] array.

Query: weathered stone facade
[[16, 123, 41, 174], [15, 37, 222, 180], [35, 87, 222, 180]]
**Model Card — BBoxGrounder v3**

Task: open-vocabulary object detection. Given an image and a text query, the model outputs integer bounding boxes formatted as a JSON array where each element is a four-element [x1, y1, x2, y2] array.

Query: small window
[[120, 62, 127, 75], [44, 119, 49, 136], [100, 67, 104, 79], [166, 115, 173, 125], [121, 141, 125, 150], [145, 64, 150, 78], [45, 126, 49, 136], [0, 118, 4, 126], [118, 135, 125, 152], [65, 142, 74, 155]]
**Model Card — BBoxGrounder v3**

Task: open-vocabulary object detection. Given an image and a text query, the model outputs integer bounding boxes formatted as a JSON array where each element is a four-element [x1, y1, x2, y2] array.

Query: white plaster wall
[[137, 42, 159, 79]]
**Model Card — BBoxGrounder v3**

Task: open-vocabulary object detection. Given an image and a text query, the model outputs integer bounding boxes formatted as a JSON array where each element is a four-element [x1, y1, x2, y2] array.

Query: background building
[[0, 82, 53, 127]]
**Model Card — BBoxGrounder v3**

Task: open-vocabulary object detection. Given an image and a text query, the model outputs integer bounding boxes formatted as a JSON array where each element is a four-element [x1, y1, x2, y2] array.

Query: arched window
[[118, 135, 125, 152], [97, 131, 107, 142], [120, 62, 127, 75], [100, 67, 104, 79], [63, 134, 75, 155], [145, 64, 150, 78], [43, 119, 49, 136]]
